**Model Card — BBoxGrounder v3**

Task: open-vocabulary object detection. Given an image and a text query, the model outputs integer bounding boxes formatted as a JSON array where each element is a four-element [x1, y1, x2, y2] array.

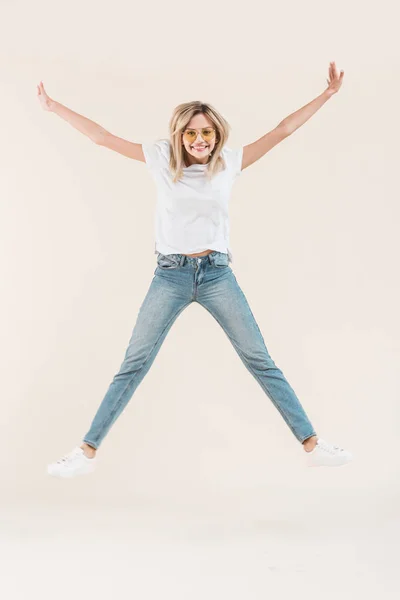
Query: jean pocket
[[213, 254, 230, 268], [157, 254, 180, 269]]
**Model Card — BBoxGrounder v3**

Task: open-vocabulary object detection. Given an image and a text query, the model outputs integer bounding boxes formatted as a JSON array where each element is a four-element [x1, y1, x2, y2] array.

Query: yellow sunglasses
[[182, 127, 216, 144]]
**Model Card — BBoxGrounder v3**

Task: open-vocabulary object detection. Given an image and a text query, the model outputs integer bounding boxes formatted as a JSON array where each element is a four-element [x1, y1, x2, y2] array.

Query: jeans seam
[[87, 299, 192, 446], [197, 301, 309, 442]]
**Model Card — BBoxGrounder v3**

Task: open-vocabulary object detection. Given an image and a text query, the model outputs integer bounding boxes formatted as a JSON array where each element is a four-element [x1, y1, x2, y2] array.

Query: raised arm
[[94, 131, 145, 162], [241, 61, 344, 170], [36, 81, 145, 162]]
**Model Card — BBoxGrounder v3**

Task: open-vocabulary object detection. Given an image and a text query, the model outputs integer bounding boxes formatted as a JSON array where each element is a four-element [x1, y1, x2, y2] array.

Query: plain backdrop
[[1, 0, 399, 598]]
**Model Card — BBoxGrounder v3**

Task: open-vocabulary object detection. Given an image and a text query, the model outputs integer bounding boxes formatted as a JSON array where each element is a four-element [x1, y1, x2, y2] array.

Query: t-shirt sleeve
[[223, 146, 244, 178], [141, 138, 170, 172]]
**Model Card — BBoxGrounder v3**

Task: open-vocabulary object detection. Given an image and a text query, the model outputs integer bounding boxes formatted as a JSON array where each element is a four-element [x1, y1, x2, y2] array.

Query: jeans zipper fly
[[193, 257, 201, 298]]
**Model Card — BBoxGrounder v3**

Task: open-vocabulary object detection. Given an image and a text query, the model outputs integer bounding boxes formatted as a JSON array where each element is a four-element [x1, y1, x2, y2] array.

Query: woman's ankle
[[302, 435, 318, 452], [80, 442, 97, 457]]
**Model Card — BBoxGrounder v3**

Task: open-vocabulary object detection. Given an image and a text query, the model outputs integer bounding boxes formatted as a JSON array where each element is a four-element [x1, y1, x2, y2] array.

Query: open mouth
[[191, 145, 208, 151]]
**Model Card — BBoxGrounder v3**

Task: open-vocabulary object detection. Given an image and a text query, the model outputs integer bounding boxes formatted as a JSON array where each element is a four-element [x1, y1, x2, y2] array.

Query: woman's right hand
[[37, 81, 54, 111]]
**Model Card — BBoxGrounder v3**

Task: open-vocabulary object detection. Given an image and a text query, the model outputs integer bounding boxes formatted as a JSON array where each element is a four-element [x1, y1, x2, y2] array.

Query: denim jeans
[[83, 251, 317, 449]]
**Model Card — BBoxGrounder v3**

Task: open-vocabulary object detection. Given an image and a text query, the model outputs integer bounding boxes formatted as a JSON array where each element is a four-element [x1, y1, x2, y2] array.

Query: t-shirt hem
[[155, 244, 233, 262]]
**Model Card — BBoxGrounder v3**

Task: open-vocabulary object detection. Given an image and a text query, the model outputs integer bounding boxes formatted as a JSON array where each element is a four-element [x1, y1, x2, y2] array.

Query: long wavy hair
[[163, 101, 231, 184]]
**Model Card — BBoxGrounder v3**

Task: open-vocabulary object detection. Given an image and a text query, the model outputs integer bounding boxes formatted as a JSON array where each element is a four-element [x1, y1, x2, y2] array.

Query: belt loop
[[208, 253, 213, 265], [179, 254, 186, 267]]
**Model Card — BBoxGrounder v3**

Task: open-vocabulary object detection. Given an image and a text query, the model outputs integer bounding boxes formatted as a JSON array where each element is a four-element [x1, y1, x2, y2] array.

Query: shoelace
[[319, 441, 344, 455], [56, 448, 82, 464]]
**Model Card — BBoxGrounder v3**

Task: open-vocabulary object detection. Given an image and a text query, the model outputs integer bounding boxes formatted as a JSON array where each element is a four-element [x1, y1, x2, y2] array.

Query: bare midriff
[[182, 249, 214, 258]]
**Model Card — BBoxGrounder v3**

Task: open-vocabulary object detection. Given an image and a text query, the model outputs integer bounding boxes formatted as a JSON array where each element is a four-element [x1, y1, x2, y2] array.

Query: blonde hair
[[164, 101, 231, 184]]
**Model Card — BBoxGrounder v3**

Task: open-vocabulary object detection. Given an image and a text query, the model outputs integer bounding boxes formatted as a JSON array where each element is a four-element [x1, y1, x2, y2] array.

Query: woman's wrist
[[323, 88, 335, 100]]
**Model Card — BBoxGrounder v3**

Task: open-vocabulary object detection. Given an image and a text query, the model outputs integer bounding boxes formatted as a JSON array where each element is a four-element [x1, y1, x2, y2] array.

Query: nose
[[195, 132, 207, 142]]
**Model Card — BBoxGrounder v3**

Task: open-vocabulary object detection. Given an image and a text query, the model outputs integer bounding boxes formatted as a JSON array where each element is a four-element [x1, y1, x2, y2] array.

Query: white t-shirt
[[141, 138, 243, 263]]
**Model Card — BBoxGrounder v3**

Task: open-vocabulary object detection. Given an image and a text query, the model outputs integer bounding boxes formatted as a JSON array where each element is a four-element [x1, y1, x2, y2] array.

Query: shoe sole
[[307, 458, 353, 467], [47, 465, 96, 478]]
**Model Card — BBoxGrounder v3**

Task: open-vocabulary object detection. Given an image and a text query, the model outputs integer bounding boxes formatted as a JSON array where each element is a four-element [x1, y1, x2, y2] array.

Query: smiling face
[[182, 113, 218, 166]]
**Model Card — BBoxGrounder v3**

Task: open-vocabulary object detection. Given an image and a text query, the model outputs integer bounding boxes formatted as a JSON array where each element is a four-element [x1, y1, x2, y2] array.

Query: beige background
[[1, 0, 399, 598]]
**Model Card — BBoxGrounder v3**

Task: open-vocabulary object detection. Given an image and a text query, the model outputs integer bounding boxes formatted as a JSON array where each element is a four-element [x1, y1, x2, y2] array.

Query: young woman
[[39, 62, 352, 478]]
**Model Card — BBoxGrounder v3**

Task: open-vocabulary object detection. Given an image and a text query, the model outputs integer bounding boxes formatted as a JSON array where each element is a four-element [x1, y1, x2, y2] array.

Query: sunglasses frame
[[182, 127, 217, 144]]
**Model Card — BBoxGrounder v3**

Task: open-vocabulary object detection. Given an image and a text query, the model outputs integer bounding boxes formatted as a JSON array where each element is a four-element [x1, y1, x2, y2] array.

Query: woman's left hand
[[325, 61, 344, 96]]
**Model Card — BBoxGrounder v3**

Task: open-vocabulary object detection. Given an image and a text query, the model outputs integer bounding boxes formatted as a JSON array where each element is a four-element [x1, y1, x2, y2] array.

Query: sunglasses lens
[[202, 128, 215, 141], [183, 131, 195, 142], [183, 128, 215, 143]]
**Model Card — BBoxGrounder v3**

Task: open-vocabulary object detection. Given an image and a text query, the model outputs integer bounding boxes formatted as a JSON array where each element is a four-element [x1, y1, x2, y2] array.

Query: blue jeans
[[83, 251, 317, 449]]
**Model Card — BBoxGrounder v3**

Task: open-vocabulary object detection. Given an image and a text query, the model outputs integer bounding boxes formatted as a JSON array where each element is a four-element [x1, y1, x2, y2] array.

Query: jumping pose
[[38, 62, 352, 478]]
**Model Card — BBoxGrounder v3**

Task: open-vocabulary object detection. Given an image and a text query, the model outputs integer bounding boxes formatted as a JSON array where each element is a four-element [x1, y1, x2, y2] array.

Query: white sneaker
[[47, 446, 97, 478], [305, 438, 353, 467]]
